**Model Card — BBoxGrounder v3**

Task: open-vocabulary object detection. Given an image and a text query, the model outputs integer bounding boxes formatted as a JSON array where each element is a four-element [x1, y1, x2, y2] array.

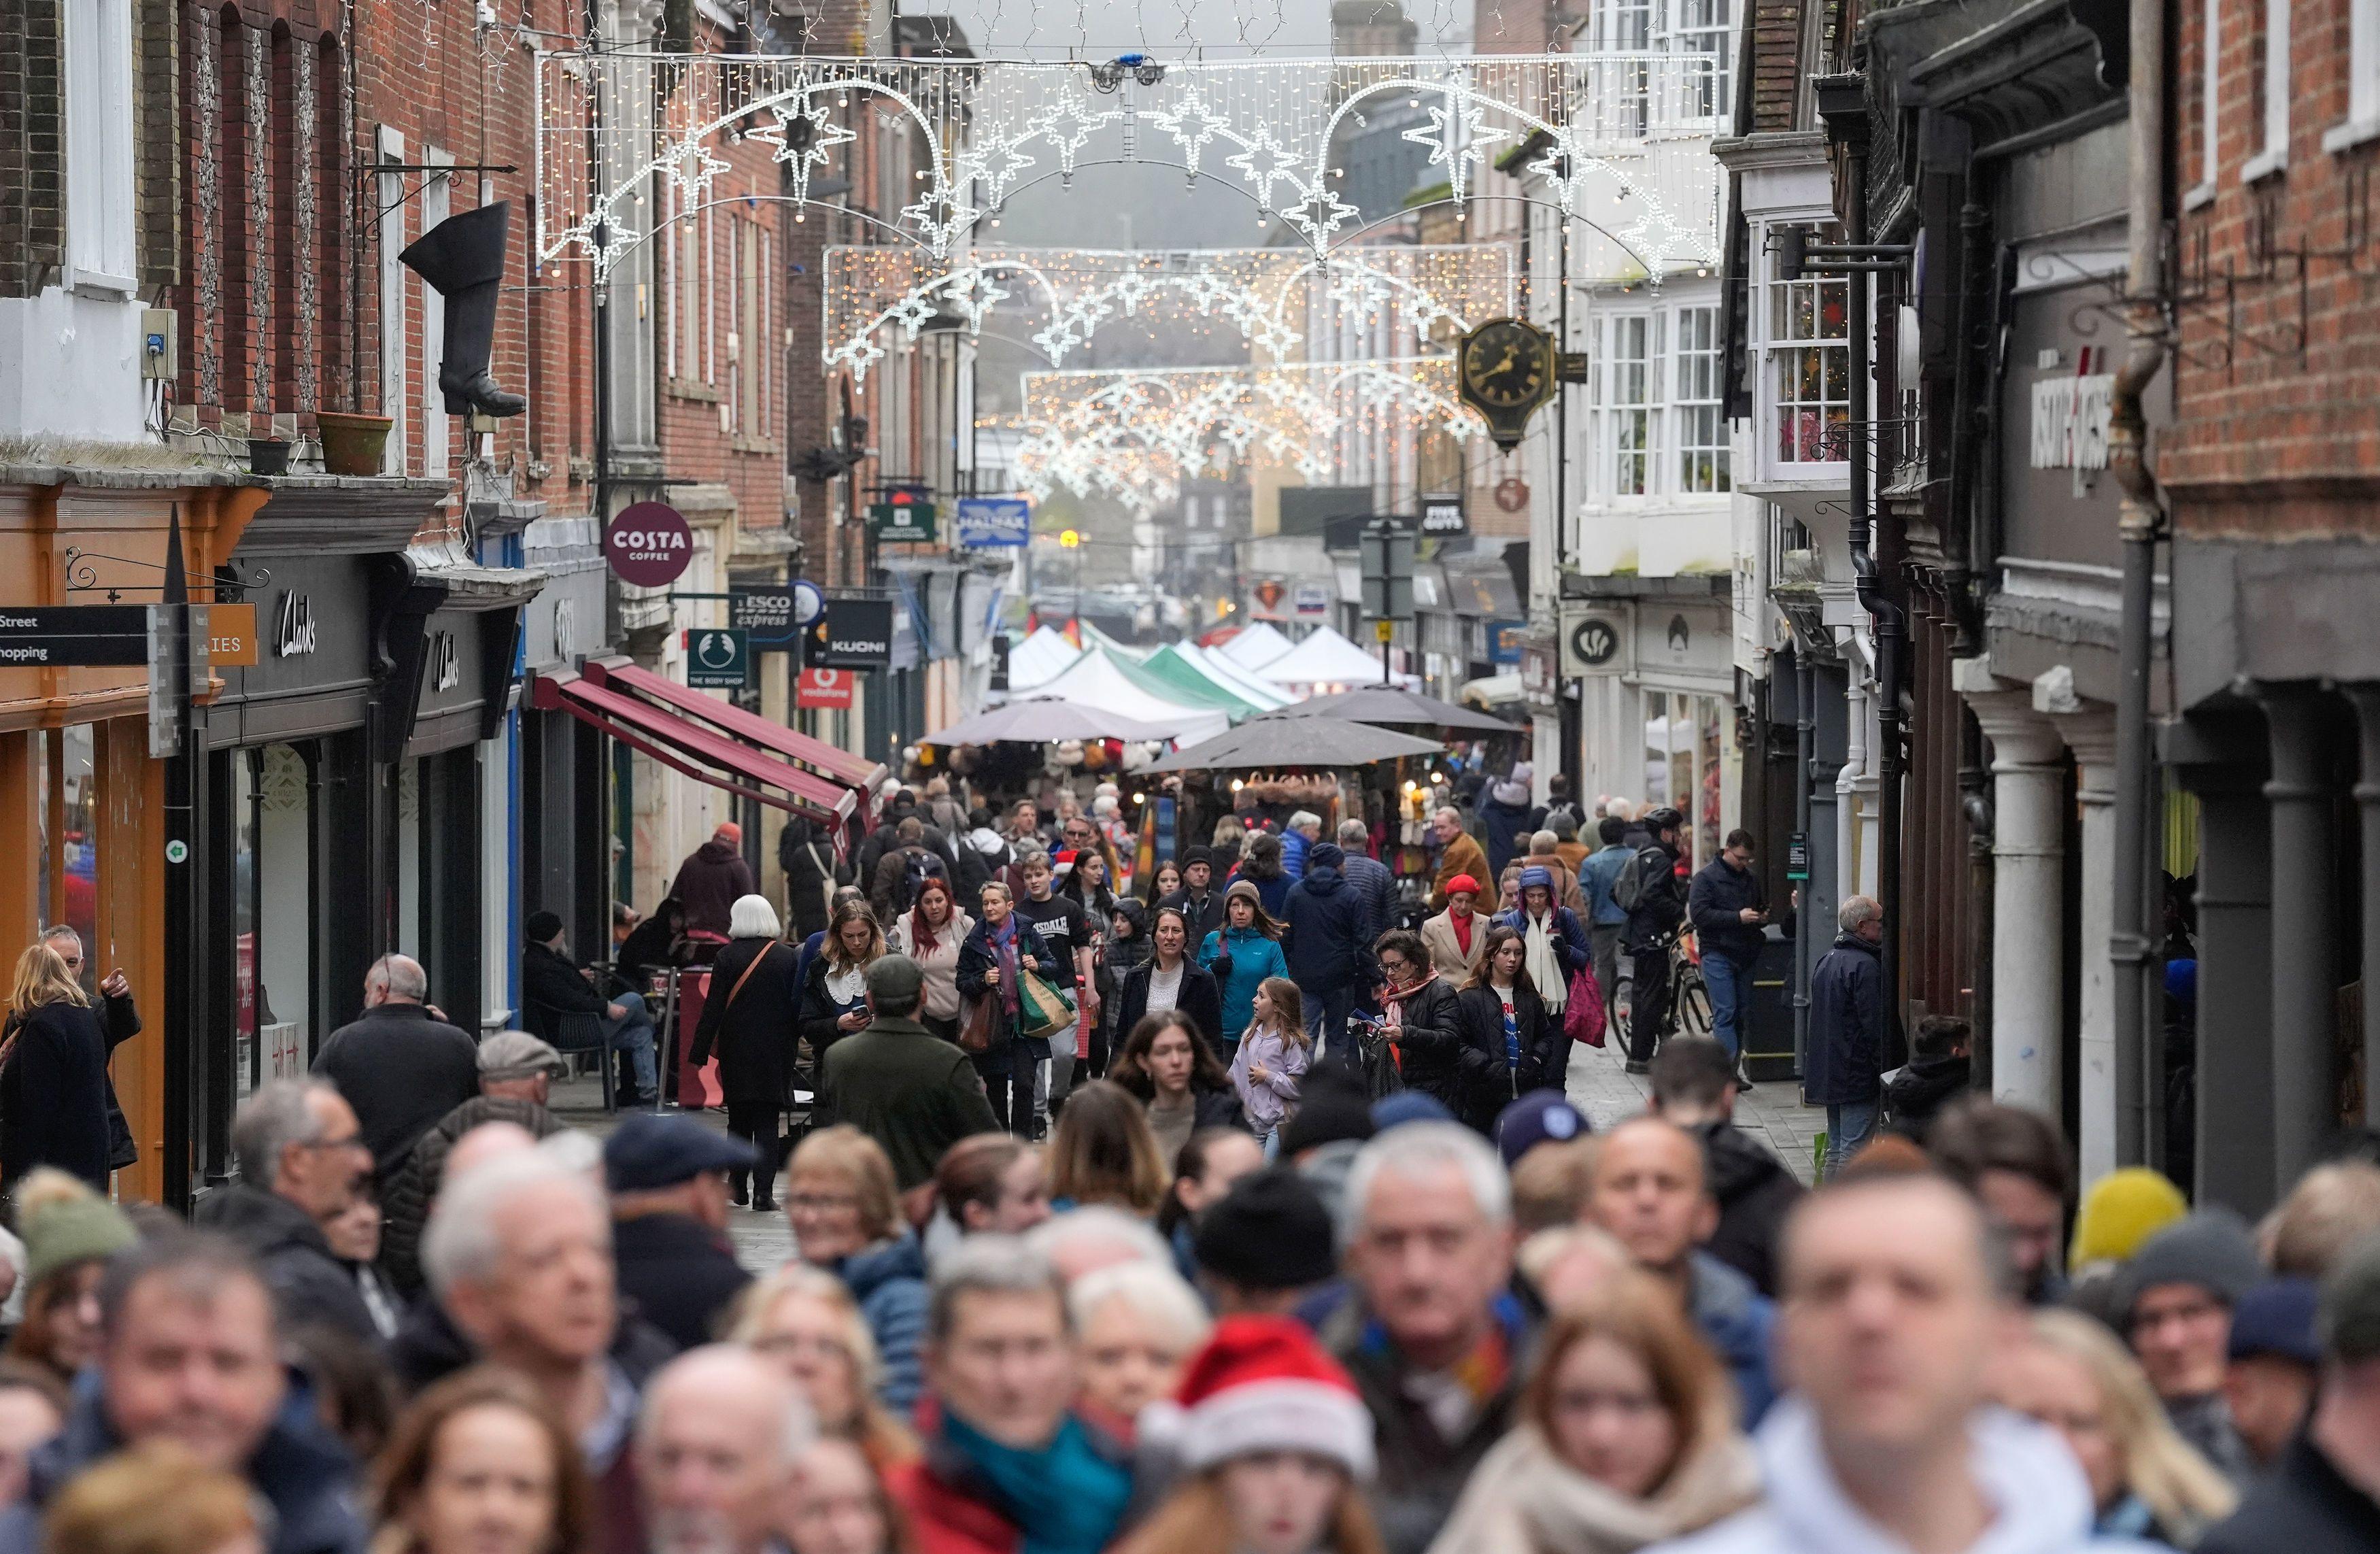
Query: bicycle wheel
[[1613, 971, 1634, 1050], [1674, 964, 1714, 1038]]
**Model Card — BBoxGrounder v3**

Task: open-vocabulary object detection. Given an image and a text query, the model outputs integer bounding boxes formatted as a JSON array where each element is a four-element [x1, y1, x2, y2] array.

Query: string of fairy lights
[[1005, 358, 1478, 516], [819, 243, 1519, 377]]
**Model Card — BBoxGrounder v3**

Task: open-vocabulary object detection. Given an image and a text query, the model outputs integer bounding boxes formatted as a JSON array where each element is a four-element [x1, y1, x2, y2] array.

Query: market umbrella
[[1253, 686, 1518, 737], [922, 699, 1174, 746], [1143, 717, 1442, 773]]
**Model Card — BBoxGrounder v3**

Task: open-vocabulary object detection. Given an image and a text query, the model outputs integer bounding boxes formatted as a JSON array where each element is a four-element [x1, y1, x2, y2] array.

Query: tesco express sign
[[605, 502, 694, 588]]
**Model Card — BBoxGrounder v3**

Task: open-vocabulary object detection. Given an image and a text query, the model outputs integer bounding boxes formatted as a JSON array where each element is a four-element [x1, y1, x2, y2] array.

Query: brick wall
[[2165, 0, 2380, 539], [0, 0, 66, 300], [350, 0, 594, 518]]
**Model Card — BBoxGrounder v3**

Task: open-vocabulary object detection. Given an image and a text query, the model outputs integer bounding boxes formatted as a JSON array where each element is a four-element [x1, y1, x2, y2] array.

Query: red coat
[[886, 1454, 1020, 1554]]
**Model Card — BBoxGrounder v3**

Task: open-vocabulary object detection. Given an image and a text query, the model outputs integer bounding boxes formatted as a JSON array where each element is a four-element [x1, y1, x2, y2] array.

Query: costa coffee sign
[[605, 502, 694, 588]]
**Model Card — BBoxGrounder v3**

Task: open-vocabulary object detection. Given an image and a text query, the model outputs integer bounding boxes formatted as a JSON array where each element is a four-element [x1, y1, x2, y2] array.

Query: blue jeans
[[600, 991, 658, 1097], [1825, 1100, 1877, 1176], [1303, 985, 1356, 1067], [1701, 951, 1754, 1060]]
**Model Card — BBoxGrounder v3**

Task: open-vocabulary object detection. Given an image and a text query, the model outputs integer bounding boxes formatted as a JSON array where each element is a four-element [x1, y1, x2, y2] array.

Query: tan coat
[[1431, 830, 1491, 910], [1421, 907, 1489, 980], [1427, 1421, 1760, 1554]]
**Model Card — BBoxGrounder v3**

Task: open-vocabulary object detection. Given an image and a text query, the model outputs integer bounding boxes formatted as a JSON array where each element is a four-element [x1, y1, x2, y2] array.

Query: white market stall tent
[[1170, 641, 1295, 711], [1005, 626, 1084, 692], [1215, 622, 1295, 671], [1027, 648, 1232, 745], [1259, 625, 1419, 691]]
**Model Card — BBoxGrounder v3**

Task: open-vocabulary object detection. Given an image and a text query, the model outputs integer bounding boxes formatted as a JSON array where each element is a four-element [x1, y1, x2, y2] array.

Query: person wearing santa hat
[[1118, 1315, 1386, 1554]]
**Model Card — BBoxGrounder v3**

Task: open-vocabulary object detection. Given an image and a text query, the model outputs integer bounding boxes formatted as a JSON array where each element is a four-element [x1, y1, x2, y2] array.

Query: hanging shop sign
[[1293, 582, 1331, 618], [605, 501, 694, 588], [1562, 607, 1631, 676], [1489, 622, 1525, 666], [955, 497, 1032, 549], [1251, 578, 1288, 619], [806, 598, 894, 669], [867, 490, 938, 544], [685, 626, 749, 688], [1520, 634, 1560, 711], [796, 666, 855, 709], [1419, 496, 1467, 536], [206, 604, 259, 668], [730, 587, 801, 651]]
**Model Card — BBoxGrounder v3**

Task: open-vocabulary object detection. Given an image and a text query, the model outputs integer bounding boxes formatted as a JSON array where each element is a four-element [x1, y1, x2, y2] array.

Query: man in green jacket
[[819, 956, 1000, 1189]]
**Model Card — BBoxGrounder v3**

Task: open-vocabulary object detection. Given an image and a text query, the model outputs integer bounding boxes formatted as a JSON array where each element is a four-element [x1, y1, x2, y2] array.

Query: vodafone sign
[[796, 667, 854, 710], [605, 502, 694, 588]]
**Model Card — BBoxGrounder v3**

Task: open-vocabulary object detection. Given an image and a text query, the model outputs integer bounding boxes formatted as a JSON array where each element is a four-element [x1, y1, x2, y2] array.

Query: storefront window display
[[33, 726, 102, 983]]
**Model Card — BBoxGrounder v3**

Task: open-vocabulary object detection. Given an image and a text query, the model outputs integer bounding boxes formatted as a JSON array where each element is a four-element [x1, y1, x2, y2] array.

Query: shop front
[[0, 469, 269, 1204], [520, 518, 613, 966], [1562, 577, 1739, 864]]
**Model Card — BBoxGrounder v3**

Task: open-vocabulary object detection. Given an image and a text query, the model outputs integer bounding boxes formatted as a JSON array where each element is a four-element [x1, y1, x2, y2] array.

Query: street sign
[[207, 603, 259, 667], [1358, 522, 1415, 621], [1374, 619, 1393, 643], [796, 666, 855, 709], [868, 494, 938, 544], [731, 588, 800, 651], [1490, 622, 1525, 665], [684, 626, 749, 688], [1419, 496, 1467, 536], [1787, 831, 1809, 881], [955, 497, 1032, 548], [605, 502, 694, 588], [0, 605, 153, 666], [806, 598, 894, 669], [1292, 582, 1329, 618]]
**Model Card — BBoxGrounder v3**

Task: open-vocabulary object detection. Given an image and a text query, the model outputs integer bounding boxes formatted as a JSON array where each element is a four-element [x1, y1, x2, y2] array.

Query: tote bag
[[1565, 965, 1608, 1049]]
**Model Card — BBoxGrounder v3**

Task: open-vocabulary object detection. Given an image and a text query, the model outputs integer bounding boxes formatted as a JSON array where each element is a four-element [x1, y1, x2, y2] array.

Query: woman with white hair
[[1069, 1259, 1212, 1429], [688, 893, 800, 1209]]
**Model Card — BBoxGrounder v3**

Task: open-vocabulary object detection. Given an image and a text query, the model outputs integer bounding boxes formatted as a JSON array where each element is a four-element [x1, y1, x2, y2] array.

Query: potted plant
[[313, 410, 394, 476], [247, 437, 292, 477]]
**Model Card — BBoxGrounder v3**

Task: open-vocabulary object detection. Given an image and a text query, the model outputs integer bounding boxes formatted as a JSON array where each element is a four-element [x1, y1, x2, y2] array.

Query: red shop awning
[[583, 657, 885, 794], [527, 672, 855, 827]]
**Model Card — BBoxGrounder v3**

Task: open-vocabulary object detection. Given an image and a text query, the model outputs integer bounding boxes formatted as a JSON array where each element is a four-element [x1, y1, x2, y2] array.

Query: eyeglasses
[[752, 1331, 851, 1362], [785, 1193, 861, 1216]]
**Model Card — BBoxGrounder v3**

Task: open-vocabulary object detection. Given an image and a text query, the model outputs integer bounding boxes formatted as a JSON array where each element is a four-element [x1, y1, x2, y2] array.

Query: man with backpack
[[1617, 806, 1687, 1074], [868, 815, 948, 924]]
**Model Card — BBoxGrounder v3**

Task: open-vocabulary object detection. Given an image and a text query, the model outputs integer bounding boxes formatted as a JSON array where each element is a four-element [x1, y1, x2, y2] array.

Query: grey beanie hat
[[2117, 1209, 2264, 1317]]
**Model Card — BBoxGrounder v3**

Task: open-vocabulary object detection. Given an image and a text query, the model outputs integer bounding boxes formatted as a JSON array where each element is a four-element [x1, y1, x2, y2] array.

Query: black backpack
[[1612, 845, 1669, 914]]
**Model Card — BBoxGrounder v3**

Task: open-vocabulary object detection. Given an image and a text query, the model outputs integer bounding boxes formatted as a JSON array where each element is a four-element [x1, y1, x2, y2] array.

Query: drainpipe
[[1818, 80, 1910, 1027], [1794, 652, 1816, 1072], [2106, 0, 2169, 1166]]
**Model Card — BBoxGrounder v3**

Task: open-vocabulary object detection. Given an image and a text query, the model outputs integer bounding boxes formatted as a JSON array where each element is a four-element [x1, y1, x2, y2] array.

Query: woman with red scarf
[[1370, 928, 1483, 1125]]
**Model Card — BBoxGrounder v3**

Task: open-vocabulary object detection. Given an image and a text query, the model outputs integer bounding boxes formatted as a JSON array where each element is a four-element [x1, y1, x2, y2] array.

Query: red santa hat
[[1151, 1316, 1374, 1481]]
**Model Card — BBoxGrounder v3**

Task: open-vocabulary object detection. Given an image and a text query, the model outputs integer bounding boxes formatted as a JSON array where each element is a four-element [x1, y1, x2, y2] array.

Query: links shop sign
[[605, 502, 694, 588]]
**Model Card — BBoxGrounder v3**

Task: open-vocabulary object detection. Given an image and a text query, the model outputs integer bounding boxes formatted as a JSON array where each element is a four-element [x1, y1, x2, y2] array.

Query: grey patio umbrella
[[1143, 717, 1443, 773], [922, 699, 1174, 746], [1253, 686, 1518, 737]]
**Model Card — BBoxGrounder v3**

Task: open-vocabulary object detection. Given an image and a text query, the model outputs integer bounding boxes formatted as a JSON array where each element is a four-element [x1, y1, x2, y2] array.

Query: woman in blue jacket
[[1197, 879, 1289, 1059]]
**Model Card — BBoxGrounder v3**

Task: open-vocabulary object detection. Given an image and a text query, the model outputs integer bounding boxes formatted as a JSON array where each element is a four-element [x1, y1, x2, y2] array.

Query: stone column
[[2259, 686, 2341, 1196], [2170, 713, 2274, 1215], [1839, 674, 1873, 900], [1955, 658, 2069, 1116], [2041, 672, 2118, 1185]]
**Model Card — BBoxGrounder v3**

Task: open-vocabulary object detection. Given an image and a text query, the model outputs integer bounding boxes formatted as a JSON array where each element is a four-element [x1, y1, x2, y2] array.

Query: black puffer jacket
[[1693, 1119, 1805, 1298], [379, 1096, 563, 1298], [1452, 980, 1565, 1132], [1380, 975, 1480, 1117], [1111, 958, 1224, 1050]]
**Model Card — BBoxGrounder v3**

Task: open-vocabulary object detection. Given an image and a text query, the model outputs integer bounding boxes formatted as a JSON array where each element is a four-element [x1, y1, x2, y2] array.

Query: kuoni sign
[[604, 502, 694, 588]]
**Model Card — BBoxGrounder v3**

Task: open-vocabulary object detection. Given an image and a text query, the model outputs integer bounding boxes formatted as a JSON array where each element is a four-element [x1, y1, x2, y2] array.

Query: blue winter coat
[[1338, 850, 1401, 945], [1282, 864, 1372, 994], [1493, 905, 1591, 979], [1690, 1251, 1780, 1426], [1281, 827, 1311, 882], [1200, 925, 1289, 1043], [1580, 843, 1635, 926], [1805, 931, 1886, 1105], [1480, 794, 1533, 881], [834, 1232, 930, 1413]]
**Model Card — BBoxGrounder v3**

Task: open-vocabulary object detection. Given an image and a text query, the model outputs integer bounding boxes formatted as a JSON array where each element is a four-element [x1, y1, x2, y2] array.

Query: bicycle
[[1612, 930, 1713, 1055]]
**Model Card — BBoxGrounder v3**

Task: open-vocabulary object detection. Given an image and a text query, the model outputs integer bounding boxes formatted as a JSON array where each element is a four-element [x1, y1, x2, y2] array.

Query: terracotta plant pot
[[313, 411, 394, 477], [248, 439, 292, 477]]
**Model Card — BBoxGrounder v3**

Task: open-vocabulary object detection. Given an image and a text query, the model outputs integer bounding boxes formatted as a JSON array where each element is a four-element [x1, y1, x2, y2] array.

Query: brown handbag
[[957, 989, 1000, 1054]]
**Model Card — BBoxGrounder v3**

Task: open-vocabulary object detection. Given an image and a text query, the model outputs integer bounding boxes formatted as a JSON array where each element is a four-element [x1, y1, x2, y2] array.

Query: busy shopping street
[[1, 0, 2379, 1549]]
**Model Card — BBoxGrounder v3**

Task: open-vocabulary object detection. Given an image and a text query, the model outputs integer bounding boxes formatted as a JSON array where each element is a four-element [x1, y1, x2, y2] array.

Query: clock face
[[1462, 320, 1548, 409]]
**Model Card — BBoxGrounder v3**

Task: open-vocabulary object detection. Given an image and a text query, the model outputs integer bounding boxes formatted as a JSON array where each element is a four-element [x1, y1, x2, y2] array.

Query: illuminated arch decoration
[[819, 243, 1520, 380], [532, 51, 1724, 280], [1006, 358, 1482, 516]]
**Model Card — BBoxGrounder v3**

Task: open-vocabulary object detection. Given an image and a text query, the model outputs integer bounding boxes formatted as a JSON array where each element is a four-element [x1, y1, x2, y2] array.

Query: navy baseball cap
[[1495, 1090, 1591, 1168], [603, 1113, 761, 1192]]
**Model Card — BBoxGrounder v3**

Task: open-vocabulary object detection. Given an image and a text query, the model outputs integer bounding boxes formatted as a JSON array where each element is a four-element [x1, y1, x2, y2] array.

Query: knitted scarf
[[940, 1412, 1133, 1554]]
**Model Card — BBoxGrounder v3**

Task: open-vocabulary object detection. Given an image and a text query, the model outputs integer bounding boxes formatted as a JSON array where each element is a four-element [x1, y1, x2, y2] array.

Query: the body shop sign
[[605, 502, 694, 588]]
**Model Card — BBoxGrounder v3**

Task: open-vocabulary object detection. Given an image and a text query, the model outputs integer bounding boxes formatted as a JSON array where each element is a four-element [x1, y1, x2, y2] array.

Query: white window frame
[[2243, 0, 2288, 181], [2327, 0, 2380, 152], [1671, 303, 1729, 495], [64, 0, 138, 292], [1761, 224, 1852, 473], [1606, 312, 1652, 499], [375, 127, 407, 472]]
